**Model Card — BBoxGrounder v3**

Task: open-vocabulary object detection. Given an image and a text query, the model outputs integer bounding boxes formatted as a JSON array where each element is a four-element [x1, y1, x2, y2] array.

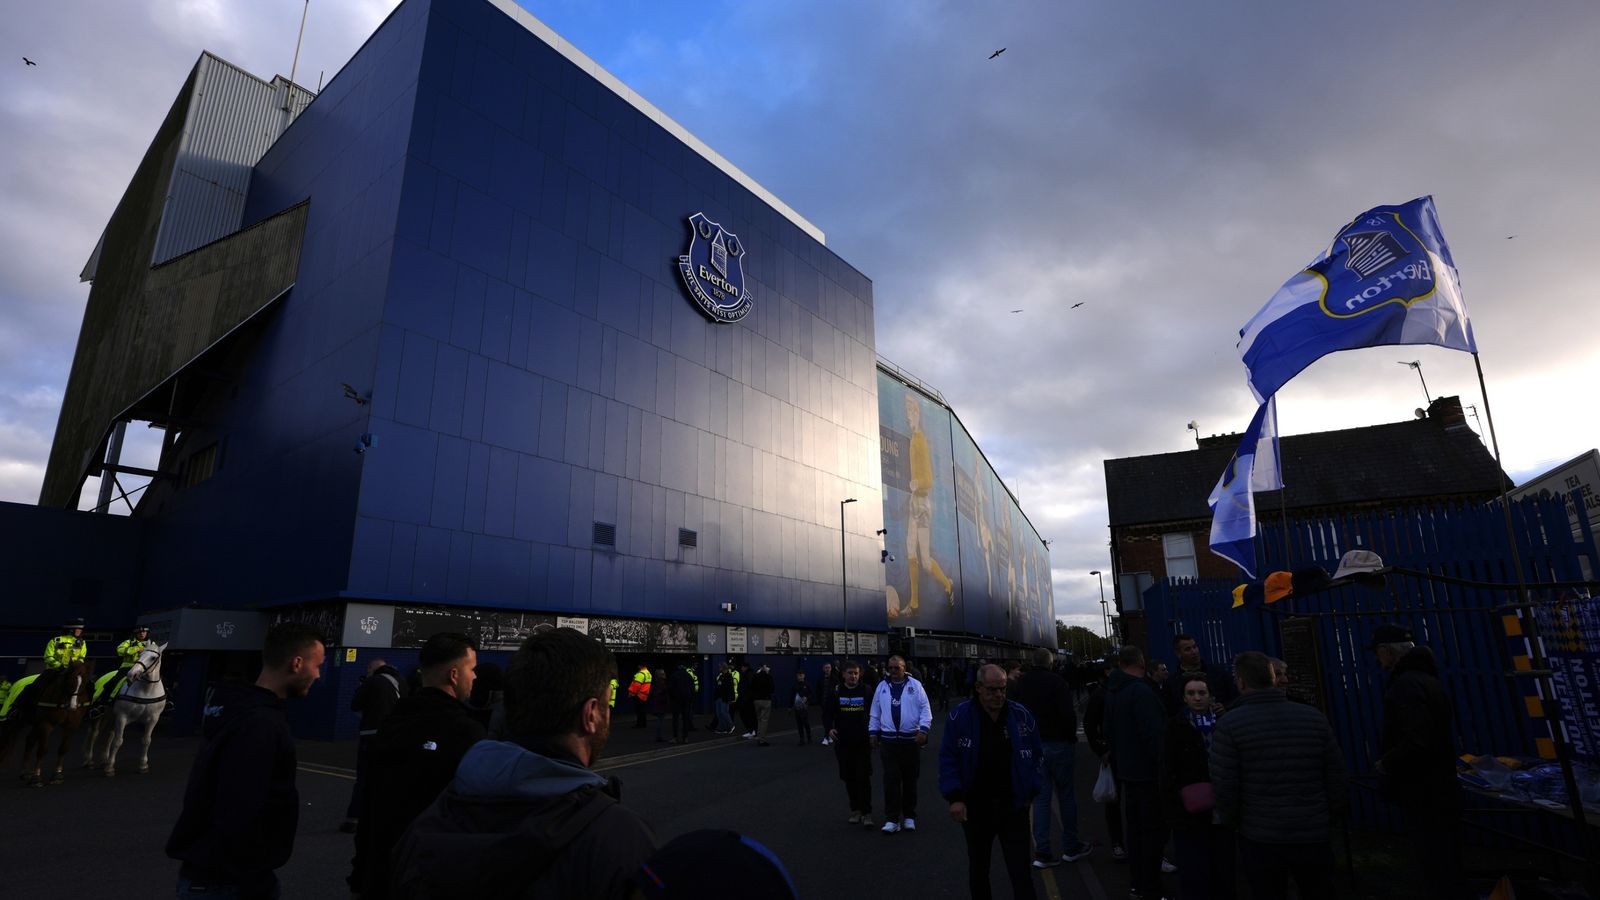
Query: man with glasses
[[869, 655, 933, 833], [939, 664, 1044, 900]]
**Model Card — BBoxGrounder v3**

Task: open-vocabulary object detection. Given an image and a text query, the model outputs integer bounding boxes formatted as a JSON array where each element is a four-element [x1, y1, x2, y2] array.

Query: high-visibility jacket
[[731, 669, 741, 701], [688, 669, 700, 695], [0, 674, 38, 720], [628, 667, 652, 702], [117, 638, 153, 668], [609, 678, 618, 708], [44, 634, 87, 669]]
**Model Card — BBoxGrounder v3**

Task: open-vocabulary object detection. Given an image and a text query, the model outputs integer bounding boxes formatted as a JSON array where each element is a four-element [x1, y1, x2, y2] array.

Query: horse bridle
[[115, 649, 166, 705], [128, 649, 162, 683]]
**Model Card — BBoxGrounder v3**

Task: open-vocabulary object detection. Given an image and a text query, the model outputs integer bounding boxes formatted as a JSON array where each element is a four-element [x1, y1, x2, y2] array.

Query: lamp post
[[1090, 570, 1108, 643], [840, 498, 857, 656]]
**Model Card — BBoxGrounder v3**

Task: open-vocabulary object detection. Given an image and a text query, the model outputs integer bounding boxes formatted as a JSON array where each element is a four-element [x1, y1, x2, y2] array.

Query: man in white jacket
[[869, 655, 933, 834]]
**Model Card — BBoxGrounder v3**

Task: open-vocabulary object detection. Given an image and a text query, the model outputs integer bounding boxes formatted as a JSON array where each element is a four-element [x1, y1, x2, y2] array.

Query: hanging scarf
[[1186, 708, 1218, 749]]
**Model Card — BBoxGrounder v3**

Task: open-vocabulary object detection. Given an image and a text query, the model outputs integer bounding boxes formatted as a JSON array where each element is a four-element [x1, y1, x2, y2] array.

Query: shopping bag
[[1092, 763, 1117, 803]]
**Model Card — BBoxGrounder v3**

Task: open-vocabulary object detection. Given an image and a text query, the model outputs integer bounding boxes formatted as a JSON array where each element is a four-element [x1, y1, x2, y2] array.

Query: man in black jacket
[[391, 627, 656, 899], [1161, 633, 1235, 715], [351, 632, 485, 899], [667, 663, 694, 744], [749, 664, 776, 746], [167, 622, 326, 899], [1210, 651, 1346, 900], [1103, 645, 1169, 899], [1080, 661, 1125, 859], [343, 658, 407, 832], [826, 660, 875, 827], [1370, 624, 1464, 900], [1013, 648, 1092, 868]]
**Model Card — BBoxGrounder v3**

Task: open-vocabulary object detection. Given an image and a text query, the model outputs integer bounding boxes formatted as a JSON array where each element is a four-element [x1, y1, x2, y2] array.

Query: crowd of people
[[76, 616, 1460, 900]]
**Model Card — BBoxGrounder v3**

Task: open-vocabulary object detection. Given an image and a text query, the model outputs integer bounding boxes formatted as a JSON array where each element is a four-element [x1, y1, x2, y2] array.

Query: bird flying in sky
[[23, 57, 37, 66], [1071, 301, 1086, 309], [989, 48, 1006, 59], [1010, 308, 1024, 313]]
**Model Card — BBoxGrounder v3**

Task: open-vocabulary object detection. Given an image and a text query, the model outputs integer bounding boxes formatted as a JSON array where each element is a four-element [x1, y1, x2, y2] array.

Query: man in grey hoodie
[[391, 628, 657, 899]]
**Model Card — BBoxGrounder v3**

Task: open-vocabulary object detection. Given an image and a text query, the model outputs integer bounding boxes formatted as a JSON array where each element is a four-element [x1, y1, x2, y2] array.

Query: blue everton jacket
[[938, 699, 1044, 808]]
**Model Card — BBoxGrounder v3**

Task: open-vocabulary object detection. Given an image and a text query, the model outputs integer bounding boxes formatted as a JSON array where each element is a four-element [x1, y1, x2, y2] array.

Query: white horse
[[84, 643, 167, 776]]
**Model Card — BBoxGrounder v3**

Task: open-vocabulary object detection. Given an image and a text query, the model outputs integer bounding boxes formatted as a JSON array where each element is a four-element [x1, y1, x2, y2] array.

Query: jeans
[[1236, 836, 1335, 900], [714, 699, 732, 731], [1031, 741, 1080, 854], [794, 708, 811, 742], [754, 700, 772, 738], [962, 798, 1037, 900]]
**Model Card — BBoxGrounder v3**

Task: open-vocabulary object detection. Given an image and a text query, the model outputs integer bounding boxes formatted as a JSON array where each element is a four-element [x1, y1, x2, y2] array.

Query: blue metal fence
[[1143, 492, 1597, 835]]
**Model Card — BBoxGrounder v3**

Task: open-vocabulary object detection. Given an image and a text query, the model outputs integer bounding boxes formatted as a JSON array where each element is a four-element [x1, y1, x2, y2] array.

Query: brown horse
[[0, 661, 95, 787]]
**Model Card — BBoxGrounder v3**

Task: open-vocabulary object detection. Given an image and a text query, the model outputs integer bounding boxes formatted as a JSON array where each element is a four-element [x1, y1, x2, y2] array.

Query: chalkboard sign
[[1277, 616, 1326, 711]]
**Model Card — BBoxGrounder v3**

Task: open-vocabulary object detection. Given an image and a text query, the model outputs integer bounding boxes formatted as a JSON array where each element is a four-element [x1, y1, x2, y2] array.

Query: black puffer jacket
[[1209, 689, 1347, 844], [1378, 646, 1460, 811]]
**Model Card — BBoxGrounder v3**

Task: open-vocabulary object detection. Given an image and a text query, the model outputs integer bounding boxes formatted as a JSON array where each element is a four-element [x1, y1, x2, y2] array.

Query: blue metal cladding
[[347, 0, 883, 630], [136, 0, 435, 611]]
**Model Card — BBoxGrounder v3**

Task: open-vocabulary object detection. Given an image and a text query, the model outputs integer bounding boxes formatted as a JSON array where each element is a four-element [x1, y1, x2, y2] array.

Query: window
[[1162, 532, 1198, 580]]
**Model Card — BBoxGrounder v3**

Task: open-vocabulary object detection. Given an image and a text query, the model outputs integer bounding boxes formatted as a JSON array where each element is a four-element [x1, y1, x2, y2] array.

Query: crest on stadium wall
[[678, 212, 753, 323]]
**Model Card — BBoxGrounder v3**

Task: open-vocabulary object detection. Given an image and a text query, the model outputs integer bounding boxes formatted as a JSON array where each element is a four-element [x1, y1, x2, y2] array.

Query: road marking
[[596, 734, 753, 772], [1041, 868, 1062, 900], [298, 762, 355, 781], [1070, 856, 1108, 900]]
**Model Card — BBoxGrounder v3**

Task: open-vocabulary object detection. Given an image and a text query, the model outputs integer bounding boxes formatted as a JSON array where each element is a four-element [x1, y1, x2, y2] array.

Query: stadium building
[[1, 0, 1054, 737]]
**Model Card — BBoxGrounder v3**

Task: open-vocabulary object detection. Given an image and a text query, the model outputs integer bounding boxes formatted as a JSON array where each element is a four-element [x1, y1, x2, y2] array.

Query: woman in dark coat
[[1160, 676, 1234, 900]]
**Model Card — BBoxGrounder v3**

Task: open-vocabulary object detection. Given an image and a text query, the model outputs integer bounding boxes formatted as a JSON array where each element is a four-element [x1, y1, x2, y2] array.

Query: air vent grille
[[678, 528, 698, 548], [592, 522, 616, 546]]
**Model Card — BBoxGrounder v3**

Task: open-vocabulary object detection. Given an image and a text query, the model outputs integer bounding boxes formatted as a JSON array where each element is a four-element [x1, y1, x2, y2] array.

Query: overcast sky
[[3, 1, 1597, 630]]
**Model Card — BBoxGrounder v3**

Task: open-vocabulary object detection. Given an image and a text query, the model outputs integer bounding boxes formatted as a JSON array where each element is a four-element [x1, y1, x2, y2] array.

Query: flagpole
[[1474, 352, 1596, 879]]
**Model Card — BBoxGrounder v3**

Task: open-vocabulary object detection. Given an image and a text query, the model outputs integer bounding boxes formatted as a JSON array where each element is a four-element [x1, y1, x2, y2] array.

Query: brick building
[[1102, 395, 1508, 649]]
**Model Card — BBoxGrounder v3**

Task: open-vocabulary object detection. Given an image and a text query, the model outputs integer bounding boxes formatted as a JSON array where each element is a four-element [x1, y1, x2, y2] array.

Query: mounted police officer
[[12, 617, 88, 719], [95, 625, 155, 713], [46, 618, 88, 671]]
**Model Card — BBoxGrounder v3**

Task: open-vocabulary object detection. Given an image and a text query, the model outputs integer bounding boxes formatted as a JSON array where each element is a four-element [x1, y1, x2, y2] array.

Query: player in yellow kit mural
[[903, 393, 955, 613]]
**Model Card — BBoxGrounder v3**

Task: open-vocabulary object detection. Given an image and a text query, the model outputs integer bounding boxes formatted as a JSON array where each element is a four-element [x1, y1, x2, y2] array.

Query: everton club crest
[[678, 212, 753, 323], [1315, 211, 1437, 319]]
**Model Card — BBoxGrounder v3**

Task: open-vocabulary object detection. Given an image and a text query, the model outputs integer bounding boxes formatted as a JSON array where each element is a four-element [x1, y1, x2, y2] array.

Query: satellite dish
[[1415, 408, 1426, 419]]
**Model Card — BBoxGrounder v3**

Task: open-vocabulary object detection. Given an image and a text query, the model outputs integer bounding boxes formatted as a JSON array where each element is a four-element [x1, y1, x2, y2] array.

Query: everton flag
[[1238, 196, 1475, 401], [1208, 396, 1282, 578]]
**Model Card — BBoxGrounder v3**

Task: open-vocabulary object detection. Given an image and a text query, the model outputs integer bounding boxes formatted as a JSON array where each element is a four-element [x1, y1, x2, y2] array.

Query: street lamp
[[840, 498, 857, 656], [1090, 570, 1108, 642]]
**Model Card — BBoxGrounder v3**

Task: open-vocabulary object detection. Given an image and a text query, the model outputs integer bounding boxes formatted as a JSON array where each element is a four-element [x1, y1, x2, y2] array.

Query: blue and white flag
[[1208, 396, 1282, 578], [1238, 196, 1475, 401]]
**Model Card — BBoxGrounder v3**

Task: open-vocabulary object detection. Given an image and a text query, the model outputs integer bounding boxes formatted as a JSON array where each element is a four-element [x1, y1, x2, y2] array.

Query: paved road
[[2, 708, 1145, 899]]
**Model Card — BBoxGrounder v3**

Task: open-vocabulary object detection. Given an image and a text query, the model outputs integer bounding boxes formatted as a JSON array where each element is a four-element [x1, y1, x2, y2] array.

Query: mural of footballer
[[903, 392, 955, 614]]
